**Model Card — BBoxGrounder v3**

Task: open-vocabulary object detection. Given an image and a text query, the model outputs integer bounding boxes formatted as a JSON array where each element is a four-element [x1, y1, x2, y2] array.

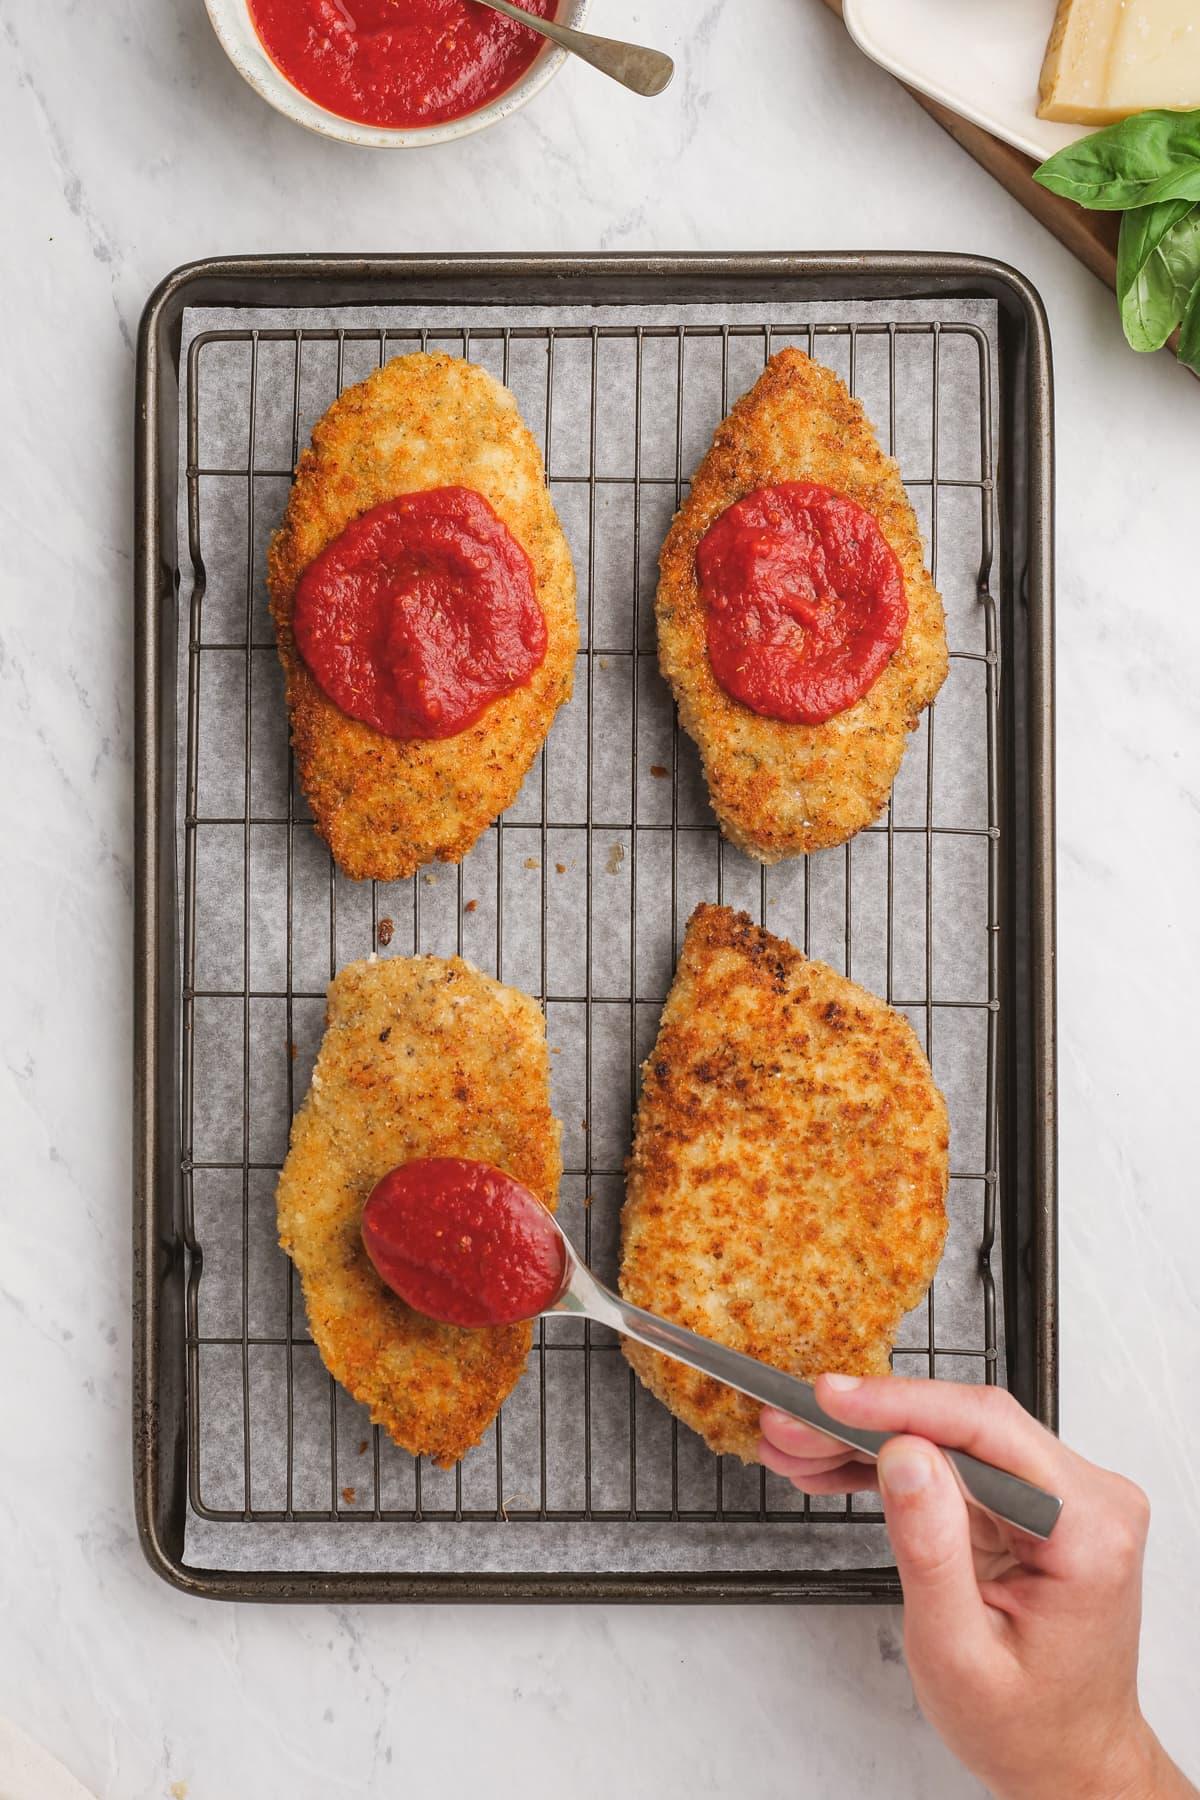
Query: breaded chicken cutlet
[[276, 955, 561, 1467], [620, 905, 949, 1462], [657, 349, 948, 861], [268, 352, 577, 882]]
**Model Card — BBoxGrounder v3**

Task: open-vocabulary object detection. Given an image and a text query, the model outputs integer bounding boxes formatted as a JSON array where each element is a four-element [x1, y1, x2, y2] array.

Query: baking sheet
[[176, 297, 1002, 1577]]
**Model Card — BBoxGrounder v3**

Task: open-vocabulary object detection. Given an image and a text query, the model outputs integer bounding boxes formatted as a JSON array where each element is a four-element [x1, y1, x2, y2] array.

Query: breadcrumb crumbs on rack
[[376, 916, 394, 947]]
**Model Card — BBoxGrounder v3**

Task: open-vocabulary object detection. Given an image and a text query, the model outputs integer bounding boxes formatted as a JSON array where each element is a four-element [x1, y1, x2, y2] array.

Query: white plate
[[204, 0, 589, 148], [843, 0, 1092, 163]]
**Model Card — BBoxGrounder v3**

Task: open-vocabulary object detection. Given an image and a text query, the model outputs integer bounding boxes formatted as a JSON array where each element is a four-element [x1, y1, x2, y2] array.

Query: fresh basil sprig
[[1118, 201, 1200, 352], [1034, 108, 1200, 209], [1036, 109, 1200, 375], [1181, 281, 1200, 371]]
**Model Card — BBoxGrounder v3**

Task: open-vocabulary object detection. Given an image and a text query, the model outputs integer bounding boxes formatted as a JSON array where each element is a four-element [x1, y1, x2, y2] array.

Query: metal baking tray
[[134, 254, 1056, 1603]]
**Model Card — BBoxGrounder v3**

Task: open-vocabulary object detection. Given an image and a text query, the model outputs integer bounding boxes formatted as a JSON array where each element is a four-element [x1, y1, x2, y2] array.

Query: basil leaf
[[1116, 198, 1195, 300], [1179, 278, 1200, 375], [1035, 108, 1200, 211], [1119, 203, 1200, 351]]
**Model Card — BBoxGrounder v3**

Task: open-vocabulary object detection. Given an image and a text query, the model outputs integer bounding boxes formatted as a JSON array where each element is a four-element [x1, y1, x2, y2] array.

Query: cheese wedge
[[1039, 0, 1200, 124]]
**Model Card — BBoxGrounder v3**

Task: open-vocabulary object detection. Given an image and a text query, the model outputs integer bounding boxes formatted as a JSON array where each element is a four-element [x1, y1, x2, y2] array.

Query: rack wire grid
[[179, 311, 1000, 1536]]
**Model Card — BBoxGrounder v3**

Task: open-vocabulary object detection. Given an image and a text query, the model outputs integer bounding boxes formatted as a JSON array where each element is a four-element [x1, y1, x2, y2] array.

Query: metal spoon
[[472, 0, 674, 97], [542, 1215, 1063, 1541]]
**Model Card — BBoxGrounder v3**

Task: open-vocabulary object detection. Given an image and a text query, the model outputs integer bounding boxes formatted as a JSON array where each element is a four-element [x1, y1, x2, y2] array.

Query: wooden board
[[818, 0, 1119, 285], [818, 0, 1200, 373]]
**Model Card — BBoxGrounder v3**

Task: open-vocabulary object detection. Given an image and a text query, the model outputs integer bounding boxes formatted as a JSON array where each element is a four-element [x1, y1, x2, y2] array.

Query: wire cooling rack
[[178, 308, 1001, 1536]]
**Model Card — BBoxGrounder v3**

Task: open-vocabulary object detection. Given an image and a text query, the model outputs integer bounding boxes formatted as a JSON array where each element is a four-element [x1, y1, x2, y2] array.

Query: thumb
[[878, 1435, 989, 1663]]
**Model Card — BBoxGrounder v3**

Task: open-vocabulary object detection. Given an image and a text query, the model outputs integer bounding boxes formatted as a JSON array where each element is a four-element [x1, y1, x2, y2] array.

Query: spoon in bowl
[[362, 1159, 1063, 1541], [472, 0, 674, 97]]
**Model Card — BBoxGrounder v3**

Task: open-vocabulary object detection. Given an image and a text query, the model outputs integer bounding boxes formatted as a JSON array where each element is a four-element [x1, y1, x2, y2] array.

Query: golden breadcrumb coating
[[620, 905, 949, 1462], [656, 348, 948, 861], [276, 955, 561, 1468], [268, 352, 577, 881]]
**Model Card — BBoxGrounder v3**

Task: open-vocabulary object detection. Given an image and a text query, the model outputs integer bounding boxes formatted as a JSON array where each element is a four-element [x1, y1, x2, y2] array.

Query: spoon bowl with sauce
[[362, 1158, 1064, 1541], [204, 0, 592, 149]]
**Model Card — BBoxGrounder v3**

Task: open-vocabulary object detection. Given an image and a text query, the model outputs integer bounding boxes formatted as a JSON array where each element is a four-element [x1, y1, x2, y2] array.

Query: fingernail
[[822, 1373, 861, 1392], [879, 1445, 933, 1498]]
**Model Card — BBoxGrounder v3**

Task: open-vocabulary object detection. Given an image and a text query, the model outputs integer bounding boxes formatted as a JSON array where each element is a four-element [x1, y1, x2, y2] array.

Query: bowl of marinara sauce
[[204, 0, 591, 146]]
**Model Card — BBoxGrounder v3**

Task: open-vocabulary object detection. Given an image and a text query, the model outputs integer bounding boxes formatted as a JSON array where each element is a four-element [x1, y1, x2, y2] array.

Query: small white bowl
[[204, 0, 591, 147]]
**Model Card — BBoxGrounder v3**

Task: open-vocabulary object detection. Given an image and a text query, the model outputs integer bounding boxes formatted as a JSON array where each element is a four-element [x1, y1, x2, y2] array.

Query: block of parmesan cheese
[[1039, 0, 1200, 124]]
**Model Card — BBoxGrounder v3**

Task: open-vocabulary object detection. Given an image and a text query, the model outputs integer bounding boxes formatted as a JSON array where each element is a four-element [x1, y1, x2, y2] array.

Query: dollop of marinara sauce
[[361, 1159, 567, 1328], [247, 0, 558, 129], [293, 487, 547, 741], [696, 482, 908, 725]]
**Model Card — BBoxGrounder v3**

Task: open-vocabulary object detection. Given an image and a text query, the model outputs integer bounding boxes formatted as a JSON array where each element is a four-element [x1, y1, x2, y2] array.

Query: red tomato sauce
[[293, 486, 547, 741], [247, 0, 558, 129], [696, 482, 908, 725], [361, 1159, 566, 1328]]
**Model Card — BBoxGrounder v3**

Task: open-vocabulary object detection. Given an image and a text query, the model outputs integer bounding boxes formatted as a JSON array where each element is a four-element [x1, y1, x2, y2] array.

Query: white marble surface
[[1, 1, 1198, 1794]]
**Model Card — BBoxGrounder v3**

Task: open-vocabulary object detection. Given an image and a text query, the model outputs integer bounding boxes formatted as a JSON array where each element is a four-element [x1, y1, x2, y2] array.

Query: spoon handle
[[474, 0, 674, 97], [564, 1272, 1062, 1541]]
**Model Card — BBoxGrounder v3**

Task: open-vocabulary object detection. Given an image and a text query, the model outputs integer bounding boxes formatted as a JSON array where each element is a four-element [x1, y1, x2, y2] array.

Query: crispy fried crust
[[268, 353, 578, 881], [620, 905, 949, 1462], [656, 349, 948, 861], [276, 956, 562, 1467]]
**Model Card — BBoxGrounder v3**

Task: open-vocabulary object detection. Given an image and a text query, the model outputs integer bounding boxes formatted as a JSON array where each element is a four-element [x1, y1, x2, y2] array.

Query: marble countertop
[[2, 1, 1198, 1794]]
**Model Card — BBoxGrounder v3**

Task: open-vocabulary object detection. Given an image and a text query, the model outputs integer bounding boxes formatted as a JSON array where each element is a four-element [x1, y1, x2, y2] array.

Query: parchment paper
[[176, 297, 1002, 1578]]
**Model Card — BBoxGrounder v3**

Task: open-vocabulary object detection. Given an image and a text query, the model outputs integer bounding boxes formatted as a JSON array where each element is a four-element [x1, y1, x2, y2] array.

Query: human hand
[[761, 1377, 1196, 1800]]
